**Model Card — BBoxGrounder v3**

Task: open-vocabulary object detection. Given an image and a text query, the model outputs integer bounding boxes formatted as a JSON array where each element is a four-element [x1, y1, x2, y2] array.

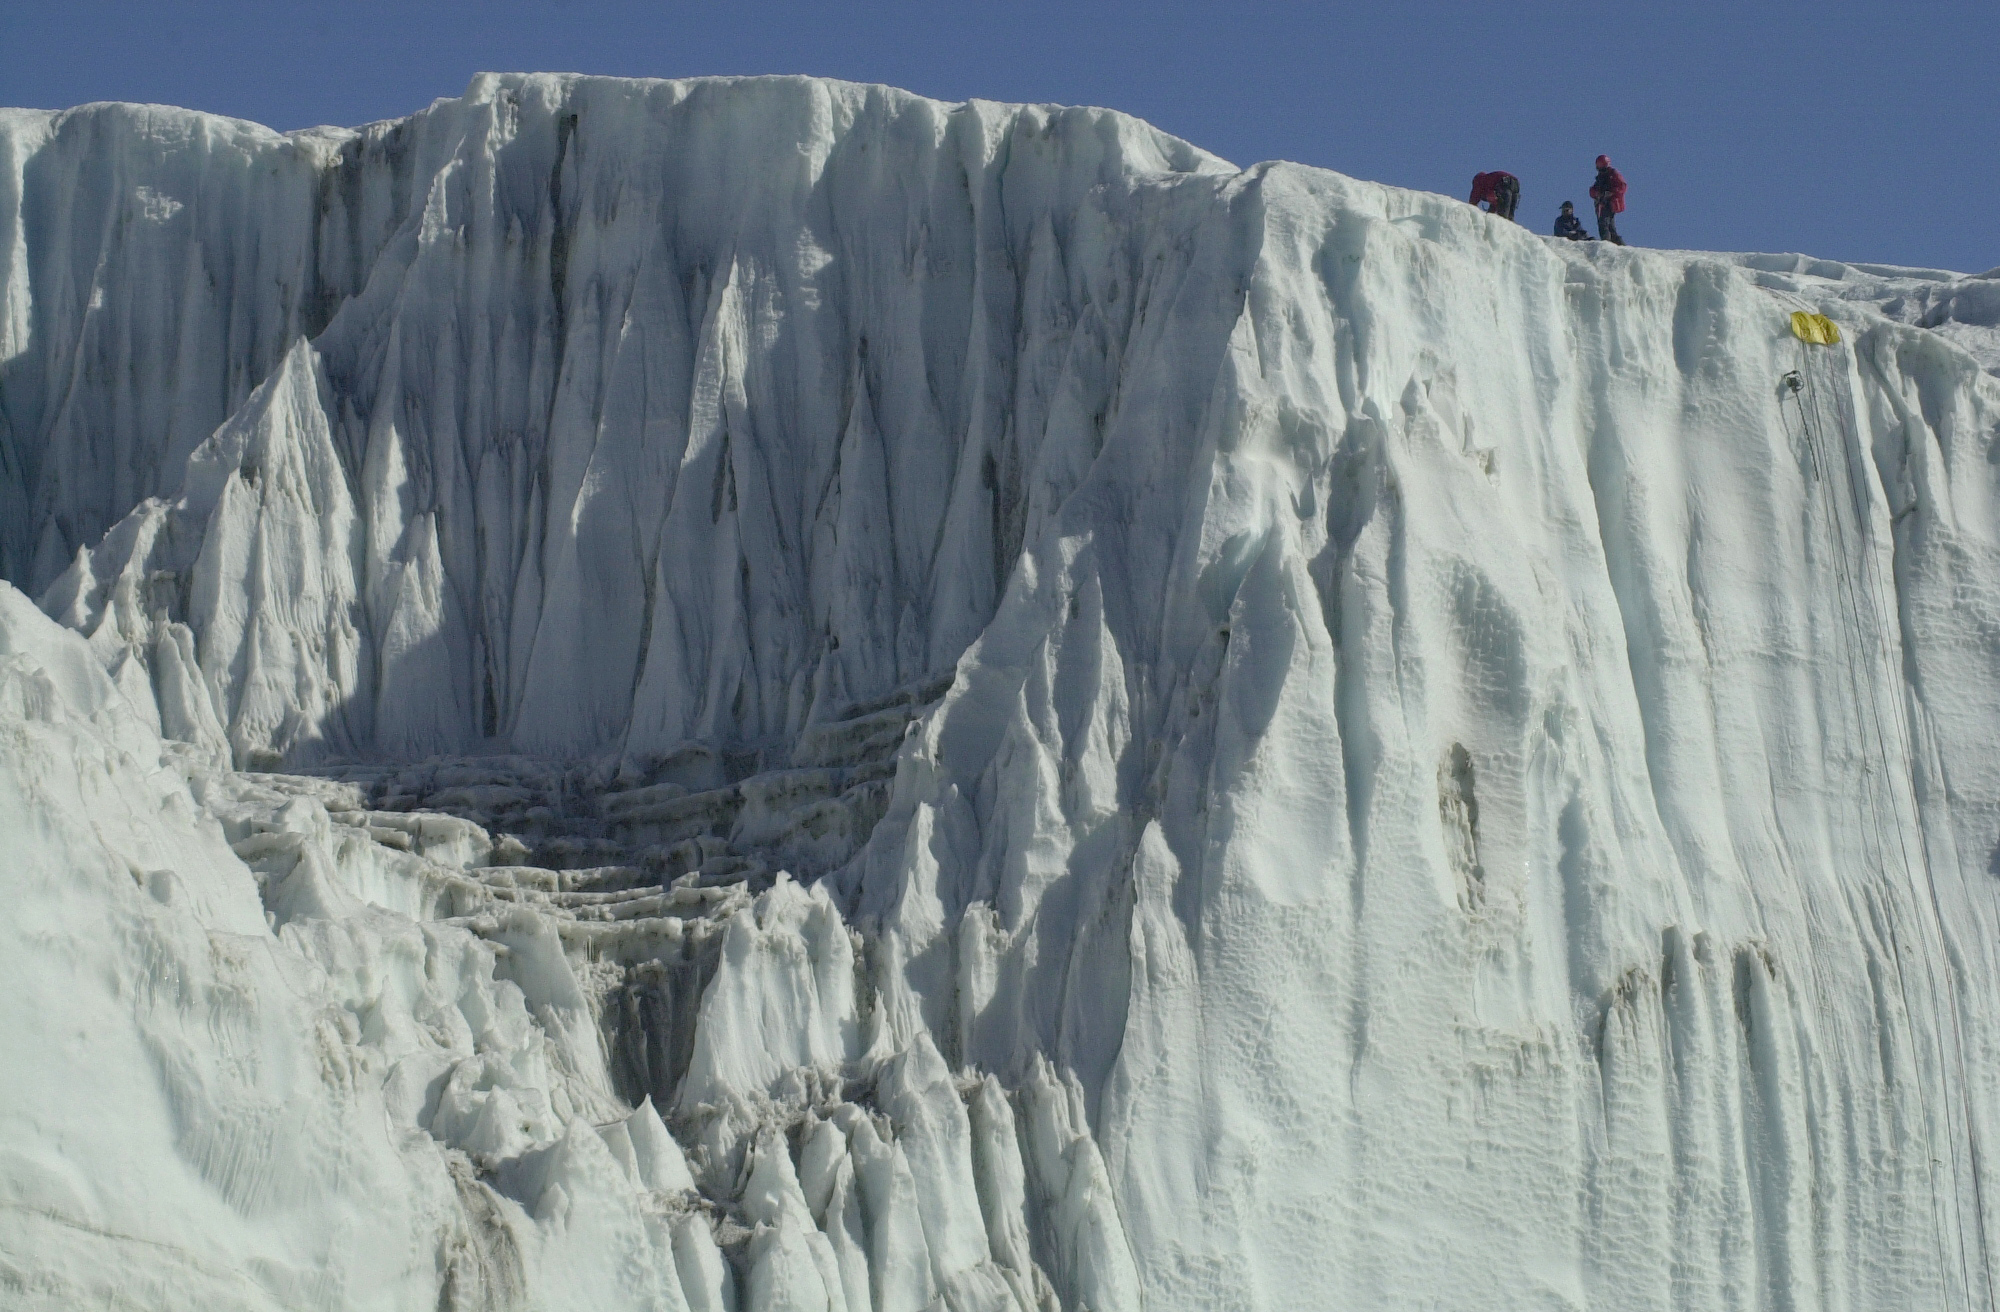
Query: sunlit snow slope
[[5, 74, 2000, 1312]]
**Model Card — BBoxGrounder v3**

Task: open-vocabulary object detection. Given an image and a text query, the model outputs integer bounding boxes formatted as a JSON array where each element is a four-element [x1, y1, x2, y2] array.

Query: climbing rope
[[1779, 330, 1995, 1312], [1816, 345, 1998, 1312]]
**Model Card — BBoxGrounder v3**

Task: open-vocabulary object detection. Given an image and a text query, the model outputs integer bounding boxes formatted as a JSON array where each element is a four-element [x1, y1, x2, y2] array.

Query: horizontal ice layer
[[6, 72, 2000, 1312], [0, 581, 1120, 1311]]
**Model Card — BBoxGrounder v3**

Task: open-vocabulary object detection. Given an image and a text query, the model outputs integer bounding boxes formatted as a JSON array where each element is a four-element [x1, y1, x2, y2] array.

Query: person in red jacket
[[1589, 155, 1627, 245], [1469, 171, 1520, 221]]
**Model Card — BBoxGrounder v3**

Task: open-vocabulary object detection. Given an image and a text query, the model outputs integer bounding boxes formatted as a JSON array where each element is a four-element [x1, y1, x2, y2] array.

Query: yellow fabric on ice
[[1791, 311, 1842, 345]]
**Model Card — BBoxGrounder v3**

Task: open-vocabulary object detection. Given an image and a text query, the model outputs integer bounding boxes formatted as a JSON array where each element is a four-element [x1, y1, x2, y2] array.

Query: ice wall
[[10, 75, 1228, 764], [842, 185, 2000, 1309], [6, 73, 2000, 1312]]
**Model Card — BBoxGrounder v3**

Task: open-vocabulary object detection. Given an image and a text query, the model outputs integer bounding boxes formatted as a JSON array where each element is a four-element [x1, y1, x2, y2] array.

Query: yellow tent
[[1790, 311, 1841, 345]]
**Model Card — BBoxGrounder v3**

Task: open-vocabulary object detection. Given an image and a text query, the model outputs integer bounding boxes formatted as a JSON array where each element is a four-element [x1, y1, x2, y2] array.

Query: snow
[[4, 71, 2000, 1310]]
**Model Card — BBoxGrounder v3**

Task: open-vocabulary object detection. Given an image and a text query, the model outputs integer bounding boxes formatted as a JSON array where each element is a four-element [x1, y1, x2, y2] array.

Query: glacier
[[4, 72, 2000, 1311]]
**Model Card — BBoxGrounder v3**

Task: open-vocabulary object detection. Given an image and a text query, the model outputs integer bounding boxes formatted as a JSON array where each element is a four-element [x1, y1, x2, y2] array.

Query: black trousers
[[1494, 176, 1519, 220], [1596, 200, 1622, 242]]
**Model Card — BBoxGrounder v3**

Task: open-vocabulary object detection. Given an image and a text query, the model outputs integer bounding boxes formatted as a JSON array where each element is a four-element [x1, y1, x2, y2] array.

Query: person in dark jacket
[[1553, 201, 1592, 241], [1469, 171, 1520, 221], [1589, 155, 1627, 245]]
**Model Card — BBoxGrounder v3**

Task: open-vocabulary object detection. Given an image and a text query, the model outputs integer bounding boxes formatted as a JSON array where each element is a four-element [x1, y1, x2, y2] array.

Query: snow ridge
[[5, 73, 2000, 1312]]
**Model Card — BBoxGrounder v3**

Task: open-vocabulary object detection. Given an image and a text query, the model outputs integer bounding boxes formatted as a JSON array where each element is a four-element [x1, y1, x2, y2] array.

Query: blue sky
[[4, 0, 1994, 272]]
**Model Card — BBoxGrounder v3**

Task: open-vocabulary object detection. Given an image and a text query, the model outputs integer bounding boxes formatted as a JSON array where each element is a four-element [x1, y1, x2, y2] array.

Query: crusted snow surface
[[5, 72, 2000, 1311]]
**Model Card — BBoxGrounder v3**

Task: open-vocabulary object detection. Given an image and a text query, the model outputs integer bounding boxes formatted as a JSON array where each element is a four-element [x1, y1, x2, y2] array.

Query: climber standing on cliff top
[[1590, 155, 1627, 245], [1469, 171, 1520, 221]]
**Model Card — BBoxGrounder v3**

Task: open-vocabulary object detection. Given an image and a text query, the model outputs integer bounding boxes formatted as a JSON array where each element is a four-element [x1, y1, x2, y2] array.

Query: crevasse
[[3, 73, 2000, 1312]]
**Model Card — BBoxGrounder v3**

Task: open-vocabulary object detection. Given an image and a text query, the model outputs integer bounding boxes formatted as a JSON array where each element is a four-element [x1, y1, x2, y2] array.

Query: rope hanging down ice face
[[1780, 338, 1996, 1312]]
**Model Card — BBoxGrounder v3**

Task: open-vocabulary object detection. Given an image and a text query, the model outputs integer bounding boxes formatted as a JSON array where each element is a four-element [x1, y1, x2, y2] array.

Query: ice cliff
[[4, 73, 2000, 1311]]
